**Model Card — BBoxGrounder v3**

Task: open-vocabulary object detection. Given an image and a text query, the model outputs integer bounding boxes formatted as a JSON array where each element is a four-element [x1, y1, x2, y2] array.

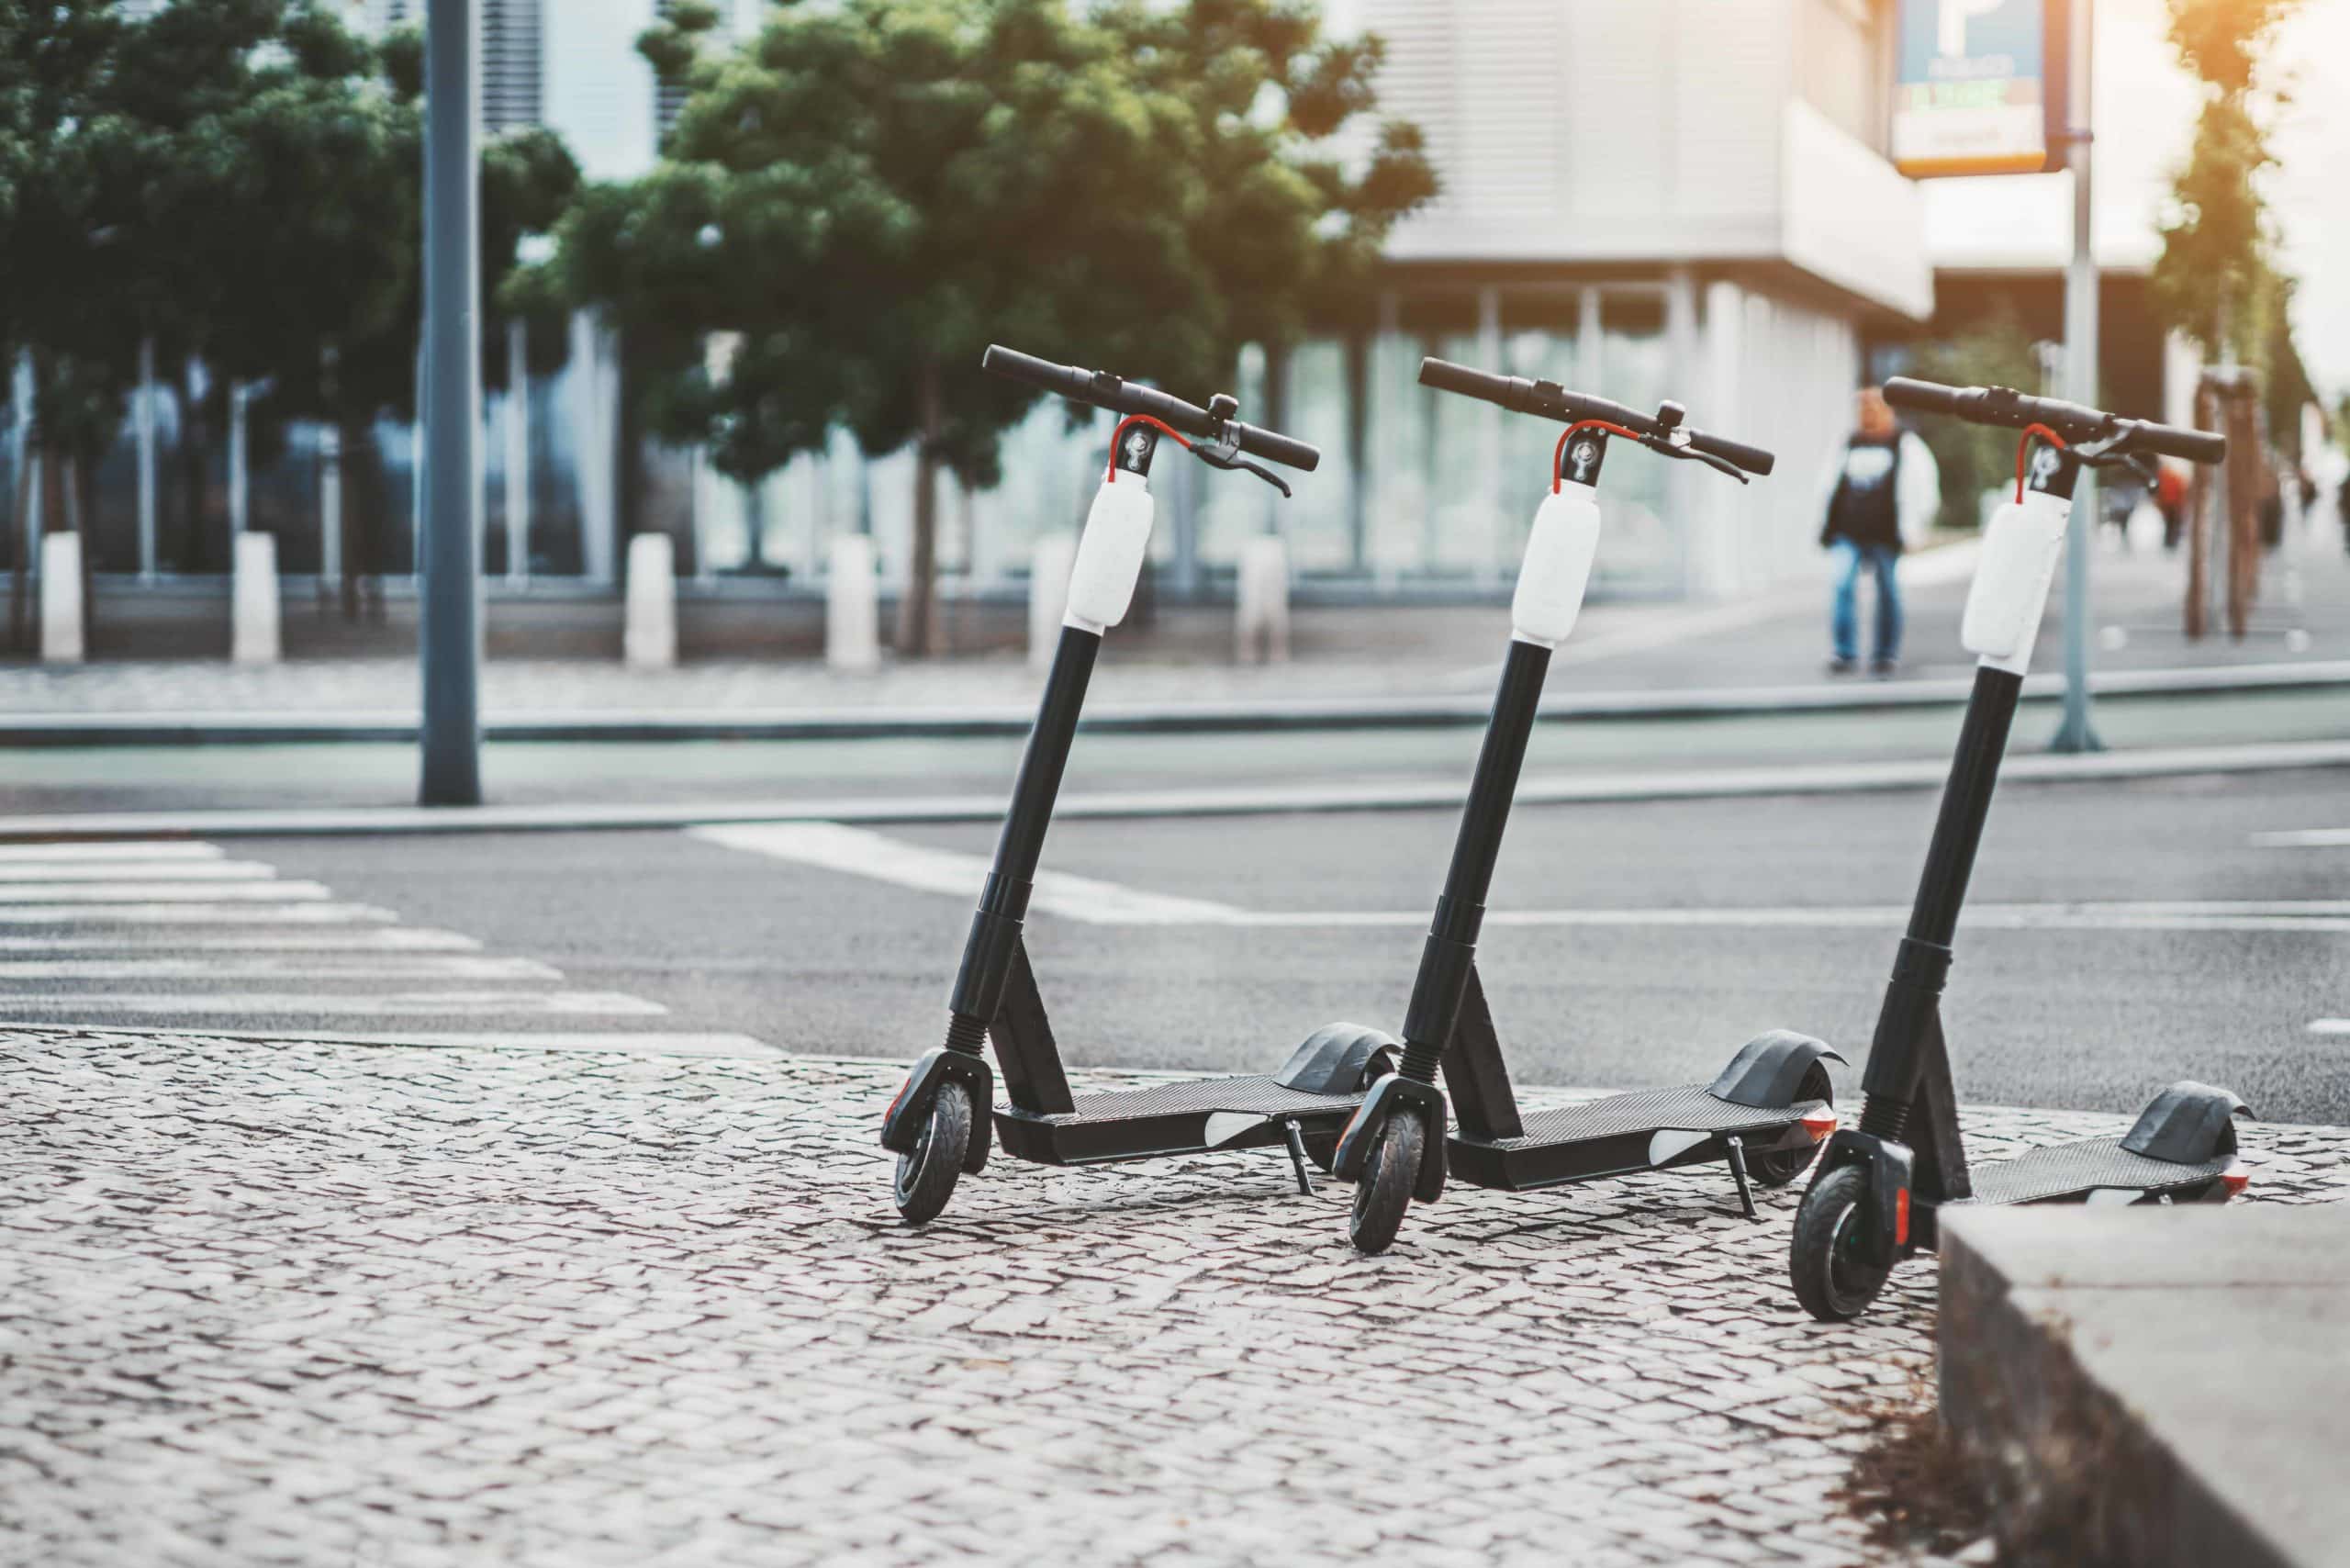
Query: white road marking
[[0, 880, 332, 905], [0, 842, 224, 863], [0, 902, 398, 925], [8, 1023, 780, 1057], [0, 861, 278, 884], [0, 929, 480, 953], [690, 824, 2350, 934], [2310, 1020, 2350, 1036], [2252, 828, 2350, 847], [0, 991, 665, 1017], [690, 821, 1249, 924], [0, 955, 560, 981]]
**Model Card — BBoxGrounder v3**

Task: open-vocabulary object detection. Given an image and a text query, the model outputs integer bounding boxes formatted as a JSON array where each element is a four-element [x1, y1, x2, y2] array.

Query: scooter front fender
[[880, 1047, 994, 1174]]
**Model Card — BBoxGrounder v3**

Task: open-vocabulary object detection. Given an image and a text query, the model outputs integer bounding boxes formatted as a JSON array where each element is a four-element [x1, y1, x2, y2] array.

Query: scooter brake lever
[[1191, 440, 1293, 498], [1643, 435, 1748, 485]]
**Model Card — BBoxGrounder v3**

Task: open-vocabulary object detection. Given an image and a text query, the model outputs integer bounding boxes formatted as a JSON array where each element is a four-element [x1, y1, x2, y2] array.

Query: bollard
[[231, 532, 281, 665], [623, 532, 677, 670], [1235, 534, 1290, 664], [825, 532, 880, 674], [1028, 531, 1077, 670], [39, 532, 83, 666]]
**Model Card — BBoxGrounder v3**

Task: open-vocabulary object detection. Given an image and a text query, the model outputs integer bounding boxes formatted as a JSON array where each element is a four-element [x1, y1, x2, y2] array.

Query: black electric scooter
[[882, 345, 1394, 1224], [1789, 376, 2252, 1321], [1329, 358, 1846, 1254]]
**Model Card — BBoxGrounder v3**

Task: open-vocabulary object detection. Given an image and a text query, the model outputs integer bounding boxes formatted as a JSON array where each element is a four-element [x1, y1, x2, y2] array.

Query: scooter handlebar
[[1882, 375, 2226, 465], [1417, 357, 1774, 476], [980, 344, 1321, 472]]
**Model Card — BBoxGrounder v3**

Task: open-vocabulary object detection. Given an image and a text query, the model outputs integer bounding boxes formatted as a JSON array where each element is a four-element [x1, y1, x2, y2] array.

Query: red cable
[[2014, 422, 2067, 501], [1106, 415, 1192, 482], [1551, 420, 1645, 493]]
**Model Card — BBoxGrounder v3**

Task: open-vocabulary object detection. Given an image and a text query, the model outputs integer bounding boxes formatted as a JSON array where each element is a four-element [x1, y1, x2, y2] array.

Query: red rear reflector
[[1800, 1107, 1837, 1141], [2221, 1161, 2250, 1197], [1893, 1187, 1911, 1246]]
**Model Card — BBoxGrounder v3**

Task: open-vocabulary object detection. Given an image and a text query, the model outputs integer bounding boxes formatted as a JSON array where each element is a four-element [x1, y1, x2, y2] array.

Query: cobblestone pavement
[[5, 1030, 2345, 1567]]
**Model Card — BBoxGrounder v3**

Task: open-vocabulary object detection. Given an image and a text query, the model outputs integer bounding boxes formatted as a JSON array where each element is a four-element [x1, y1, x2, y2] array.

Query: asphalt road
[[18, 761, 2335, 1125], [0, 684, 2344, 815]]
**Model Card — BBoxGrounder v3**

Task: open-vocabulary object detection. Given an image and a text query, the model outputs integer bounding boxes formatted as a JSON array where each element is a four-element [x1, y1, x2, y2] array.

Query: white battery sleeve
[[1961, 488, 2070, 674], [1063, 470, 1155, 633], [1511, 486, 1605, 647]]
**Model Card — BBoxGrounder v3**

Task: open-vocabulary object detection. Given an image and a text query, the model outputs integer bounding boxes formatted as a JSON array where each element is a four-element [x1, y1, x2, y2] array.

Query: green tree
[[2149, 0, 2301, 365], [552, 0, 1433, 655]]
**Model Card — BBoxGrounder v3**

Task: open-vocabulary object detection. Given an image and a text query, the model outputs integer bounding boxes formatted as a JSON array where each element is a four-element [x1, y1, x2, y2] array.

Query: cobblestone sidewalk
[[5, 1029, 2345, 1567]]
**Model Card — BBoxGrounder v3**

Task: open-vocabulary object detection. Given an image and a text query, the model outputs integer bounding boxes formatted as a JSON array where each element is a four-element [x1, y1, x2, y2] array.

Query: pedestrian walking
[[1814, 386, 1940, 676]]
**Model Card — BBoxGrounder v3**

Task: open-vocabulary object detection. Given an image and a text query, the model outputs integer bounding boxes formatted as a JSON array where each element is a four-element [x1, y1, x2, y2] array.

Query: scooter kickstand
[[1281, 1120, 1316, 1197], [1724, 1136, 1758, 1220]]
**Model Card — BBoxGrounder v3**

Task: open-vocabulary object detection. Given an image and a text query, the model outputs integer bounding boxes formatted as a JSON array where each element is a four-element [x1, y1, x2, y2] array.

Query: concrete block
[[39, 532, 83, 665], [1940, 1203, 2350, 1568], [1235, 534, 1290, 664], [824, 533, 880, 675], [1027, 532, 1076, 669], [623, 532, 677, 671], [230, 532, 281, 666]]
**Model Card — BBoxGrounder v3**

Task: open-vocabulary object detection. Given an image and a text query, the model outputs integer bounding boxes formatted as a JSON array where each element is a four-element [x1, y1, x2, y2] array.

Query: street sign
[[1892, 0, 2067, 178]]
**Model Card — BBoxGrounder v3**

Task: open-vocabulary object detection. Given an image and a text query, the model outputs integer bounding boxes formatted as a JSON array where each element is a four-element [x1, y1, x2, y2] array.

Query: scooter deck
[[1952, 1136, 2233, 1207], [994, 1074, 1363, 1167], [1449, 1082, 1828, 1192]]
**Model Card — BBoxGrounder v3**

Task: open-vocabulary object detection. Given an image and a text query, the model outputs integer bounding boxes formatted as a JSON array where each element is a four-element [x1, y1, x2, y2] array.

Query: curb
[[0, 659, 2344, 745], [1, 736, 2344, 840], [1939, 1204, 2350, 1568]]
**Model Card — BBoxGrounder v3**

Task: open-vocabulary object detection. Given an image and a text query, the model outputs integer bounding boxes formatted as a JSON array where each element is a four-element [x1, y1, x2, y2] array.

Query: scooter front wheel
[[893, 1081, 972, 1226], [1348, 1112, 1425, 1255], [1789, 1163, 1893, 1321]]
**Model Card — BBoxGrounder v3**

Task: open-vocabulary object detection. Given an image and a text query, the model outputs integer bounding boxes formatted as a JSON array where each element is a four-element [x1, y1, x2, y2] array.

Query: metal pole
[[505, 317, 528, 586], [136, 337, 157, 582], [420, 0, 483, 805], [2050, 0, 2102, 753]]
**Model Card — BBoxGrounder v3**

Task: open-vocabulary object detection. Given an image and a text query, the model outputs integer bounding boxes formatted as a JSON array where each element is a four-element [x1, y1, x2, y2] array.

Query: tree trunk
[[7, 427, 29, 654], [2184, 383, 2214, 641], [897, 358, 944, 658]]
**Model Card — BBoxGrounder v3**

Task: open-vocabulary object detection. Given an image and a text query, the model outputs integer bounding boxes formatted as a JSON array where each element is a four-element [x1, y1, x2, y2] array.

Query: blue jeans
[[1830, 539, 1902, 664]]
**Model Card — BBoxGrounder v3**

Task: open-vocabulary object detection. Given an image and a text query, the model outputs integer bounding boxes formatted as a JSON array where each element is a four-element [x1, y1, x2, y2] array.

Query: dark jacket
[[1820, 431, 1904, 551]]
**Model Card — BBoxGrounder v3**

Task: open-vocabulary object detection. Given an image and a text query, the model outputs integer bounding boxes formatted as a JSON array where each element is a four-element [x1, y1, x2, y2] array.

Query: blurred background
[[2, 0, 2341, 669]]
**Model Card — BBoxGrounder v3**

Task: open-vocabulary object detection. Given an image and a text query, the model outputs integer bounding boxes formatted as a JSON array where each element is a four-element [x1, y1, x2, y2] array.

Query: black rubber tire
[[1748, 1067, 1833, 1188], [1790, 1163, 1893, 1322], [1303, 1131, 1340, 1175], [1348, 1112, 1425, 1255], [892, 1082, 971, 1226]]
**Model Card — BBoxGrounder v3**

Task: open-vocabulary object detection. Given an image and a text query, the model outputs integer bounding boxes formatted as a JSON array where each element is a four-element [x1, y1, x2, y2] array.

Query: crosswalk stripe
[[0, 881, 333, 905], [13, 1024, 780, 1057], [0, 861, 279, 884], [0, 991, 666, 1018], [0, 902, 397, 925], [2255, 828, 2350, 848], [0, 842, 224, 863], [0, 956, 561, 981], [0, 929, 479, 953]]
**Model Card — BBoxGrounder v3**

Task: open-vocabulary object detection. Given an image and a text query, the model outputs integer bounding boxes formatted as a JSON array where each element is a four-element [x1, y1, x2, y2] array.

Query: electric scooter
[[1329, 357, 1846, 1254], [882, 345, 1394, 1224], [1789, 375, 2251, 1321]]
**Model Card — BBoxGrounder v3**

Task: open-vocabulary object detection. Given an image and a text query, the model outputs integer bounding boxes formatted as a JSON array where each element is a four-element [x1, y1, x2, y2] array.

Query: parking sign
[[1892, 0, 2068, 177]]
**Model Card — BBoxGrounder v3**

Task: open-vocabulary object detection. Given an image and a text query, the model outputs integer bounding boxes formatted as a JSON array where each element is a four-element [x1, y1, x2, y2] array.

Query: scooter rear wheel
[[1748, 1066, 1834, 1188], [1789, 1163, 1892, 1321], [893, 1081, 972, 1226], [1348, 1112, 1424, 1255]]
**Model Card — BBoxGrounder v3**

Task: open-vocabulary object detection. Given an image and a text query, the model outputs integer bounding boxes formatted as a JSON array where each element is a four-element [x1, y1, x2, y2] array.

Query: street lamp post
[[420, 0, 483, 805], [2050, 0, 2102, 754]]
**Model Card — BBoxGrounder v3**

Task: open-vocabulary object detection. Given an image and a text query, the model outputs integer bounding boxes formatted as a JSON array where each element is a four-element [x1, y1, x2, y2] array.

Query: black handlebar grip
[[1686, 431, 1775, 477], [1418, 357, 1516, 406], [1227, 420, 1321, 473], [1880, 376, 1964, 417], [980, 343, 1087, 401], [2134, 422, 2228, 465]]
